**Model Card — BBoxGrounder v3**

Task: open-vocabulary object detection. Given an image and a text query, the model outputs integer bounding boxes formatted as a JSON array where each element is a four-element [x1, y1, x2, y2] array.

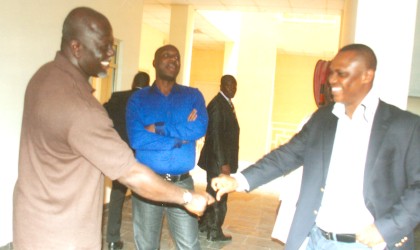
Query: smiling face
[[153, 45, 181, 82], [328, 50, 374, 113], [62, 7, 115, 79], [76, 20, 115, 78]]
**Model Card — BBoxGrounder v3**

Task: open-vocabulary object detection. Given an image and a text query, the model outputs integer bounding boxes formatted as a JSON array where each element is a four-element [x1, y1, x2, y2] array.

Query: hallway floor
[[101, 184, 420, 250], [101, 185, 283, 250]]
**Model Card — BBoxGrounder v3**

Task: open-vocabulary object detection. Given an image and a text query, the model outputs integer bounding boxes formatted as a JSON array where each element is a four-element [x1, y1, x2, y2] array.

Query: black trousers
[[106, 180, 128, 243], [200, 171, 228, 236]]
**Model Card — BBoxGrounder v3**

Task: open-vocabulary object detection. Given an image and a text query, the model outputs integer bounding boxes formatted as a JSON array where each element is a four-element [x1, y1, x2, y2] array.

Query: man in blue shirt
[[126, 44, 208, 250]]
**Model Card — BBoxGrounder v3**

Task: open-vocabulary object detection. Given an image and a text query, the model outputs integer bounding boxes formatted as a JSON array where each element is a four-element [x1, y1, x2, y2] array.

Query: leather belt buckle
[[318, 227, 356, 243], [160, 173, 190, 182], [163, 174, 172, 181]]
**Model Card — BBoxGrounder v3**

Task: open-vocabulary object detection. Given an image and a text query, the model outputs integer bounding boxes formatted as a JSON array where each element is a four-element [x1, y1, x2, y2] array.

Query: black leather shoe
[[207, 232, 232, 242], [108, 241, 123, 250]]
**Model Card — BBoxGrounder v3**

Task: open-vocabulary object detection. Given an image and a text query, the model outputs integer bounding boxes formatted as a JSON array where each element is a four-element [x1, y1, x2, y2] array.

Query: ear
[[362, 69, 375, 84], [69, 40, 82, 58]]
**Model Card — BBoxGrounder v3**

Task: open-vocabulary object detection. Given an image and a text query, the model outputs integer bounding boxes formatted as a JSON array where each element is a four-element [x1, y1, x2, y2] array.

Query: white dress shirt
[[315, 90, 379, 233]]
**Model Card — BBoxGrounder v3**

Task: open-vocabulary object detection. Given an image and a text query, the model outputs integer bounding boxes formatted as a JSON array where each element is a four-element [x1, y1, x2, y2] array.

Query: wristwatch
[[183, 190, 193, 205]]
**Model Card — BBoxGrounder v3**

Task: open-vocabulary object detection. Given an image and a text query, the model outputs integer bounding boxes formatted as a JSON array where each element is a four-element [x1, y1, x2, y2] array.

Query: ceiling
[[142, 0, 345, 55]]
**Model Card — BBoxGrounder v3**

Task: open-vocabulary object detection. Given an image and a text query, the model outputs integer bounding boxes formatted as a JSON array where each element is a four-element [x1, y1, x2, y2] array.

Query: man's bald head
[[61, 7, 112, 50], [60, 7, 115, 79]]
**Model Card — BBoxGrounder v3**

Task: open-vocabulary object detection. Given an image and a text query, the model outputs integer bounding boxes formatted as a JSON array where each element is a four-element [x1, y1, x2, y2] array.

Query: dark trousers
[[106, 180, 128, 243], [200, 172, 228, 236]]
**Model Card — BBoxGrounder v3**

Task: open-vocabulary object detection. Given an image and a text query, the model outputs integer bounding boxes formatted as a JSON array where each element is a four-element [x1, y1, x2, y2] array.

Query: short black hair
[[339, 44, 377, 70], [221, 75, 236, 87], [132, 71, 150, 89]]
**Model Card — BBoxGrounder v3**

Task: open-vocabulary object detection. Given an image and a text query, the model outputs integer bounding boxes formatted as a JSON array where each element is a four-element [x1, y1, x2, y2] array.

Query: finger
[[206, 193, 215, 204], [211, 179, 219, 191], [216, 189, 227, 201]]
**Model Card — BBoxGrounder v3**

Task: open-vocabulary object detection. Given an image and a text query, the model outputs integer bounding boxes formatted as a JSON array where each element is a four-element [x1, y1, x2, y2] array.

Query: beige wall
[[190, 48, 225, 104], [273, 53, 333, 125], [138, 23, 168, 82]]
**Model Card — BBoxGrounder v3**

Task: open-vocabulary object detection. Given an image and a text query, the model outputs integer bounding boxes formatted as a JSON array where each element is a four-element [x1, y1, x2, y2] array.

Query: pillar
[[169, 5, 194, 86], [341, 0, 418, 109]]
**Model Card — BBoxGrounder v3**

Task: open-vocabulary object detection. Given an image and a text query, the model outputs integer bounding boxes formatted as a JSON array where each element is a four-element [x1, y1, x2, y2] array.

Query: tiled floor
[[101, 184, 420, 250], [101, 184, 283, 250]]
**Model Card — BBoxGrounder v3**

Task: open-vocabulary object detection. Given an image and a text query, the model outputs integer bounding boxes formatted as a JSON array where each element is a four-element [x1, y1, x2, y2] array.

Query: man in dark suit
[[212, 44, 420, 250], [104, 71, 150, 250], [198, 75, 240, 241]]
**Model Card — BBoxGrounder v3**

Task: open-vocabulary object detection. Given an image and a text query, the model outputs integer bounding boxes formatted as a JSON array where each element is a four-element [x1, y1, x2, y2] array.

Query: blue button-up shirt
[[126, 83, 208, 174]]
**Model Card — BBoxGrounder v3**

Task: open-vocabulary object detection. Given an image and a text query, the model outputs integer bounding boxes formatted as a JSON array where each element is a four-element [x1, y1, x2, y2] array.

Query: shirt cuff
[[231, 173, 250, 192]]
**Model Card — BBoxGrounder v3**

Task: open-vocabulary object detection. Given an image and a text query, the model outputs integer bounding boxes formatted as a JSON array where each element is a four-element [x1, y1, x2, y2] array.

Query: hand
[[211, 174, 238, 201], [356, 224, 385, 248], [184, 191, 215, 216], [188, 109, 197, 122], [221, 164, 231, 175]]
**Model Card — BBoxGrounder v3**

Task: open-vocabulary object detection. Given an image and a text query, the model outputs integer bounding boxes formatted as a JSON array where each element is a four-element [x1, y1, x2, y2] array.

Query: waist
[[318, 227, 356, 243], [159, 173, 190, 182]]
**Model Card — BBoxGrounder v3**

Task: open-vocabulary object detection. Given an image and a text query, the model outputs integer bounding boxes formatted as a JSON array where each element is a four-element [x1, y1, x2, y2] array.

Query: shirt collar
[[55, 51, 94, 94], [150, 82, 180, 95], [332, 90, 379, 122], [219, 91, 231, 103]]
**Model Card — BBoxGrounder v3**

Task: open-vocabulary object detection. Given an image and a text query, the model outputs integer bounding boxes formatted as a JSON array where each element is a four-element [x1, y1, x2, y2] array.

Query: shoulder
[[176, 84, 203, 96], [110, 90, 133, 99], [310, 104, 335, 120], [378, 100, 420, 126], [130, 87, 150, 98]]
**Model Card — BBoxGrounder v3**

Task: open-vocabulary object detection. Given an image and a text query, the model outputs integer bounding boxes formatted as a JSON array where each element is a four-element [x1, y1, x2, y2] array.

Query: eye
[[338, 72, 347, 77]]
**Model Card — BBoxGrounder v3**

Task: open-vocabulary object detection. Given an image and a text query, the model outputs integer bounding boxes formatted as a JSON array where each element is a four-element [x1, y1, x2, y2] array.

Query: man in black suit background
[[198, 75, 240, 241], [104, 71, 150, 250]]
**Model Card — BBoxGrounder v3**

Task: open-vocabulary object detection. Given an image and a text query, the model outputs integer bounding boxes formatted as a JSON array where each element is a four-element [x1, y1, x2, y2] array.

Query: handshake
[[184, 174, 238, 215]]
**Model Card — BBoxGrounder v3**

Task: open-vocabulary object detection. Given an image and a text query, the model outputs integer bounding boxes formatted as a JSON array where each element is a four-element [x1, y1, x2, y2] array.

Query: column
[[169, 4, 194, 86], [341, 0, 418, 109]]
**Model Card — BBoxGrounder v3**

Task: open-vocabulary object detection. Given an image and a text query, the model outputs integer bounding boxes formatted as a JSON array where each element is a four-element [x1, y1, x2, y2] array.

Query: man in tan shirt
[[13, 7, 213, 250]]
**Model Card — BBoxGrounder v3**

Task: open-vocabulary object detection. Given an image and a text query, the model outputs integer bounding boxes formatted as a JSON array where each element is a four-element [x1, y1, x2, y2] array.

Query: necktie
[[229, 100, 235, 113]]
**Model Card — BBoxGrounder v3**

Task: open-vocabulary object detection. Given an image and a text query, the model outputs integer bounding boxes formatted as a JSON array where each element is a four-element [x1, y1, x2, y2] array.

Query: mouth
[[101, 60, 110, 67], [331, 86, 342, 93], [167, 63, 177, 70]]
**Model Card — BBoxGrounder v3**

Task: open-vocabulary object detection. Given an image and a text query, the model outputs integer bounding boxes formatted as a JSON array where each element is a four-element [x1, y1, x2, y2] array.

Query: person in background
[[126, 44, 208, 250], [13, 7, 213, 250], [212, 44, 420, 250], [197, 75, 239, 241], [104, 71, 150, 250]]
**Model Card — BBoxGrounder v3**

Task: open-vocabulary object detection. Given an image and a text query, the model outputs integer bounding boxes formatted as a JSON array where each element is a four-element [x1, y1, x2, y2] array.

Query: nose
[[169, 55, 179, 62], [328, 72, 336, 85]]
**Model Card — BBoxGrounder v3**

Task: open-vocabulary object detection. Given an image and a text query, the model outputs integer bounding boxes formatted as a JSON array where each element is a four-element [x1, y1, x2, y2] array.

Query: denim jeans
[[132, 176, 200, 250], [306, 226, 373, 250]]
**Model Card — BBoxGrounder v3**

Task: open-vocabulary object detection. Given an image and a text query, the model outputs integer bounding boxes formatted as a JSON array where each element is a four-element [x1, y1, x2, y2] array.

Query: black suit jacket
[[198, 93, 240, 174], [243, 100, 420, 250], [103, 89, 137, 144]]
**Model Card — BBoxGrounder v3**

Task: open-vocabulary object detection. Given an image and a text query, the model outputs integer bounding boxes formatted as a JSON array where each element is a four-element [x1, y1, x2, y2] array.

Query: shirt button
[[313, 210, 318, 215], [320, 187, 325, 192]]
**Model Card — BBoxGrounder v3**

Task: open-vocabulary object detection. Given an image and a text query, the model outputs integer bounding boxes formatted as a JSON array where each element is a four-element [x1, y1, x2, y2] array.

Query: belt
[[160, 173, 190, 182], [319, 227, 356, 243]]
